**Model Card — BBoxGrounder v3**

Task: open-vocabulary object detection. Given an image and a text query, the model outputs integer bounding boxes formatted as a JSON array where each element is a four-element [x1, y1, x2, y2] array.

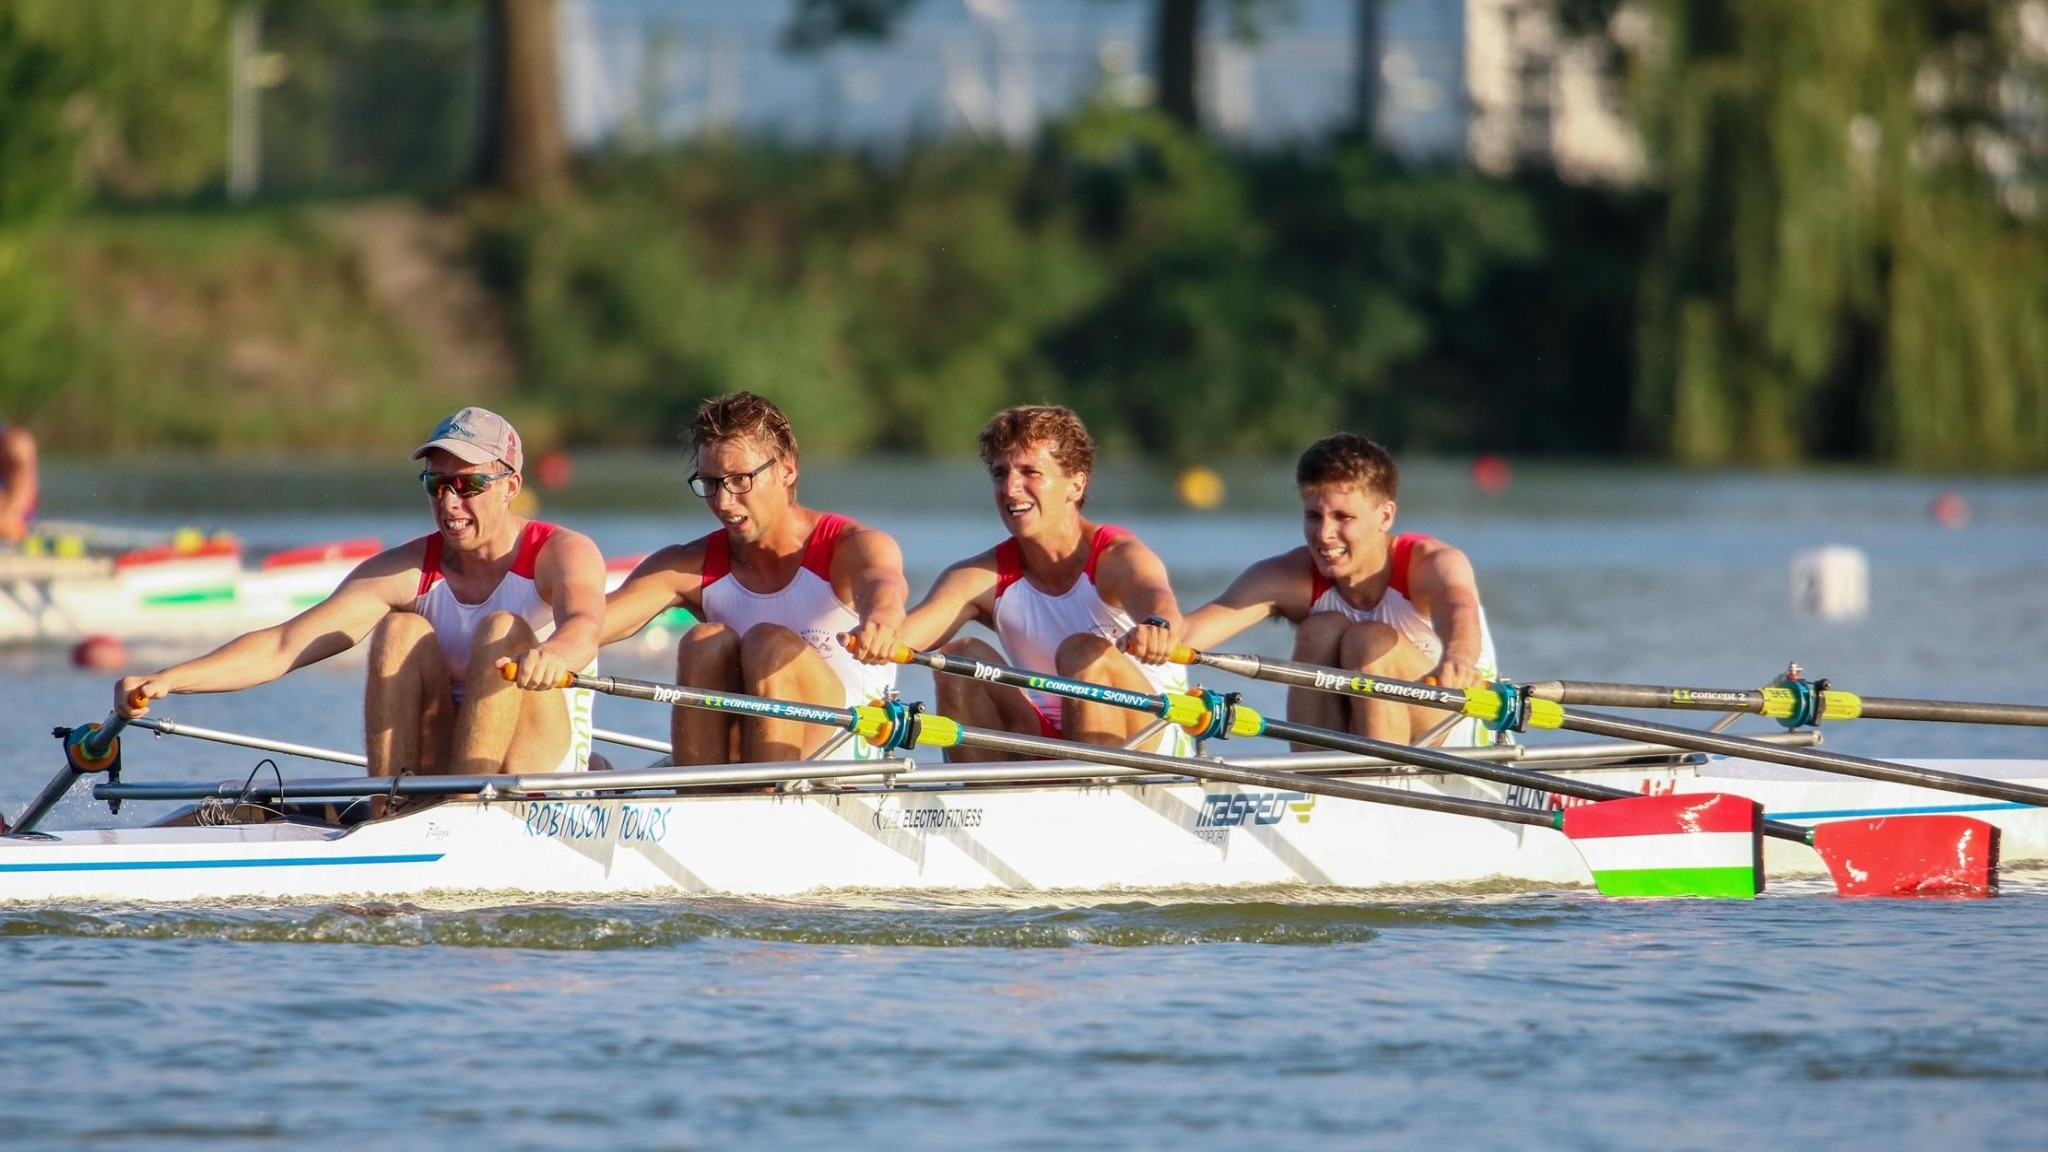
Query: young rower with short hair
[[118, 407, 609, 778], [883, 404, 1191, 761], [600, 391, 907, 764], [1180, 432, 1500, 747]]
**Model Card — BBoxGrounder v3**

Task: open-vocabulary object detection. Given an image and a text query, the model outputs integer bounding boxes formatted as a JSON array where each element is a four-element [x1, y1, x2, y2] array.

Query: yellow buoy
[[1176, 466, 1226, 510]]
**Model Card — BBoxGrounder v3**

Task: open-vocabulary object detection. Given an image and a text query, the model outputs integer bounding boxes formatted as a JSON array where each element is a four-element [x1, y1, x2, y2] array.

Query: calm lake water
[[3, 457, 2046, 1150]]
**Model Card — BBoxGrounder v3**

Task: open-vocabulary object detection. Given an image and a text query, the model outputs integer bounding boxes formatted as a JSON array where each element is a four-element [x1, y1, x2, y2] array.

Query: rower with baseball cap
[[117, 406, 609, 787]]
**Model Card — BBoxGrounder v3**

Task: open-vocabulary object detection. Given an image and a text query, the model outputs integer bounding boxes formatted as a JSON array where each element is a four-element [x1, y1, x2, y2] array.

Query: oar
[[1525, 673, 2048, 728], [1176, 646, 2048, 810], [12, 704, 137, 835], [506, 662, 1776, 899], [1172, 647, 2008, 894], [893, 646, 1989, 897]]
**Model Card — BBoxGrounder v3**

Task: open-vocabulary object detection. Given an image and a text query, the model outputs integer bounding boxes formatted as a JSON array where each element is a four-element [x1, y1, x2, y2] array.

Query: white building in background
[[555, 0, 1645, 182], [1464, 0, 1643, 183]]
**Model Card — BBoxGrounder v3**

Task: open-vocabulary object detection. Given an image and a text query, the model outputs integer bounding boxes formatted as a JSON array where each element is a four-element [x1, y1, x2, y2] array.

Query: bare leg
[[674, 622, 741, 765], [932, 636, 1042, 763], [738, 623, 846, 761], [1337, 620, 1438, 744], [1055, 633, 1169, 750], [1286, 613, 1353, 749], [365, 613, 452, 778], [446, 611, 574, 775]]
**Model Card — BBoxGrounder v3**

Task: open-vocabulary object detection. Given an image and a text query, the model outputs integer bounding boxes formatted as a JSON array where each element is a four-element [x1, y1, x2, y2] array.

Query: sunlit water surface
[[3, 459, 2044, 1149]]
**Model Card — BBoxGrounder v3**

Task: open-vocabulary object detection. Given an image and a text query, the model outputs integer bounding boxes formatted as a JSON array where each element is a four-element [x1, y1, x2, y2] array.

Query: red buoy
[[72, 634, 128, 672], [1471, 454, 1511, 494], [1930, 490, 1968, 529]]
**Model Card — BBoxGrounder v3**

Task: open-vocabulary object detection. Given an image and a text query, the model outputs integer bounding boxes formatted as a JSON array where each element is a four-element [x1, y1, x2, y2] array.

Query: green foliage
[[7, 0, 235, 201], [1628, 0, 2048, 466]]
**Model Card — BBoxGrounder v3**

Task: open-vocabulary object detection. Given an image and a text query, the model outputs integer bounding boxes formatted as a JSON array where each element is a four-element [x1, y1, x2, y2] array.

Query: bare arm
[[892, 553, 1000, 655], [116, 543, 423, 715], [1092, 535, 1182, 664], [1179, 549, 1315, 652], [832, 523, 910, 663], [504, 528, 608, 691], [600, 542, 707, 646], [1405, 539, 1487, 689], [0, 426, 37, 543]]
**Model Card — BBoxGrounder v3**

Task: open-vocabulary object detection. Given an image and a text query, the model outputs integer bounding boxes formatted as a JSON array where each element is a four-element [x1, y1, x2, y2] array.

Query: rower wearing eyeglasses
[[117, 407, 609, 783], [601, 391, 907, 764], [885, 405, 1191, 761]]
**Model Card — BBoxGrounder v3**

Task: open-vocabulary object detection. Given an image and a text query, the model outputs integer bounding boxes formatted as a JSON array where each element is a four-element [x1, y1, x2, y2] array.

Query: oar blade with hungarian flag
[[1561, 793, 1764, 899]]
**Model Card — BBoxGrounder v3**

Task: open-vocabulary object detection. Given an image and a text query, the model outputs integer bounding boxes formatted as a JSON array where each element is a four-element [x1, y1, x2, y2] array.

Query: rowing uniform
[[414, 520, 596, 772], [699, 513, 898, 759], [1307, 532, 1500, 747], [992, 525, 1192, 754]]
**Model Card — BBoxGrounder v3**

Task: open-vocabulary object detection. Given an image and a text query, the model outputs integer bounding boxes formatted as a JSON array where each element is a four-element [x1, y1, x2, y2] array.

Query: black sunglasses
[[421, 469, 514, 499], [688, 457, 776, 498]]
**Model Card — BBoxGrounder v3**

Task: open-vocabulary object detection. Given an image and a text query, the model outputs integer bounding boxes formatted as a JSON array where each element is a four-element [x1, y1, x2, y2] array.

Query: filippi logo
[[1196, 791, 1315, 828]]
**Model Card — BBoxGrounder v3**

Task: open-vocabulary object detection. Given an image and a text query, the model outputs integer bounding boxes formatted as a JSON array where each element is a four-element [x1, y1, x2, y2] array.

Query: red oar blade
[[1562, 793, 1765, 899], [1809, 815, 2000, 898]]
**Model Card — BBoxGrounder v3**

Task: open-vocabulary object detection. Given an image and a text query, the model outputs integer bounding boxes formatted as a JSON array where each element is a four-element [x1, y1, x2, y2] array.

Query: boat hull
[[3, 756, 2042, 904]]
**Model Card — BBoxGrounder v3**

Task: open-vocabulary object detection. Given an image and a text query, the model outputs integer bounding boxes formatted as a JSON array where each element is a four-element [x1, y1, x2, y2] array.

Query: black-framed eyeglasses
[[688, 458, 776, 498], [420, 469, 514, 499]]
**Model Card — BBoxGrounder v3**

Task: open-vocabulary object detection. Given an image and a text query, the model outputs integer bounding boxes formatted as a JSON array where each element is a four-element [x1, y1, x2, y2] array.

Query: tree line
[[0, 0, 2041, 467]]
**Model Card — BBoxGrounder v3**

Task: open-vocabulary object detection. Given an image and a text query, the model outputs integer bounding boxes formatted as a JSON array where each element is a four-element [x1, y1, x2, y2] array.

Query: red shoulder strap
[[802, 512, 848, 580], [700, 528, 730, 585], [1390, 533, 1432, 598], [1083, 525, 1132, 584], [416, 533, 444, 598], [993, 539, 1023, 598], [512, 521, 557, 578], [1309, 561, 1333, 606]]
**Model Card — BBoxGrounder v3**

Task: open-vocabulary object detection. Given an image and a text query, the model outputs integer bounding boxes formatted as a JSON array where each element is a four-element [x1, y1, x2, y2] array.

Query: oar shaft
[[1527, 679, 2048, 728], [555, 664, 1563, 831], [928, 723, 1562, 830], [1254, 714, 1815, 845], [1557, 710, 2048, 808]]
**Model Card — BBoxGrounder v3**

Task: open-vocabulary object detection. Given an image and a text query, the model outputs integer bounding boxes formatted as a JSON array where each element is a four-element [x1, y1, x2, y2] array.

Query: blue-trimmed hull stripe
[[1770, 801, 2026, 822], [0, 853, 445, 874]]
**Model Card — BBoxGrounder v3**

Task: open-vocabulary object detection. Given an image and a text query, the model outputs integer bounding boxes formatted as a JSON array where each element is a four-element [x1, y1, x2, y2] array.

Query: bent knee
[[1054, 632, 1119, 675]]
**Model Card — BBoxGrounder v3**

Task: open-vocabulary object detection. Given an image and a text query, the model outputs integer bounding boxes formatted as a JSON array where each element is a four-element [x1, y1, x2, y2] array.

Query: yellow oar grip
[[888, 644, 917, 664], [1168, 645, 1197, 665], [1758, 687, 1866, 723]]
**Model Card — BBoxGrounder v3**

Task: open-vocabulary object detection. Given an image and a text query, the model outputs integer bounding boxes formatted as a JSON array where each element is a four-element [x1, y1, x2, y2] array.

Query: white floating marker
[[1791, 546, 1869, 620]]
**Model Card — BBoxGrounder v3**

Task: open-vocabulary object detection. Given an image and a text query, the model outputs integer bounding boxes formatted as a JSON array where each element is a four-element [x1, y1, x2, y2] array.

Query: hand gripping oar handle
[[889, 645, 1264, 739], [1179, 646, 2048, 810], [504, 662, 1568, 832], [926, 645, 1822, 846], [1526, 678, 2048, 729]]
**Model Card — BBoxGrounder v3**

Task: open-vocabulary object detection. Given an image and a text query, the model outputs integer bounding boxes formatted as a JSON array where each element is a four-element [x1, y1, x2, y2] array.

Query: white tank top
[[413, 521, 595, 771], [1308, 533, 1498, 676], [992, 525, 1188, 715], [698, 512, 898, 708]]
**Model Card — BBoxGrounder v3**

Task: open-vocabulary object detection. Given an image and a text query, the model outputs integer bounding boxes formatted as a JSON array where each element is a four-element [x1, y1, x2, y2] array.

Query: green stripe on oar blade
[[1561, 793, 1764, 899]]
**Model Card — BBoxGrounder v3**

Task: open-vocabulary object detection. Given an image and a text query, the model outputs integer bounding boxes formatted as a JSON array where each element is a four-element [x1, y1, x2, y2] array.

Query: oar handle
[[501, 662, 576, 690]]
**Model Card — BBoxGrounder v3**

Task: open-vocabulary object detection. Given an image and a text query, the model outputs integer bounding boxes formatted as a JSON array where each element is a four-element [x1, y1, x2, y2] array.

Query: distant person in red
[[117, 407, 608, 780], [0, 420, 38, 544], [601, 392, 908, 764], [1181, 433, 1501, 747]]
